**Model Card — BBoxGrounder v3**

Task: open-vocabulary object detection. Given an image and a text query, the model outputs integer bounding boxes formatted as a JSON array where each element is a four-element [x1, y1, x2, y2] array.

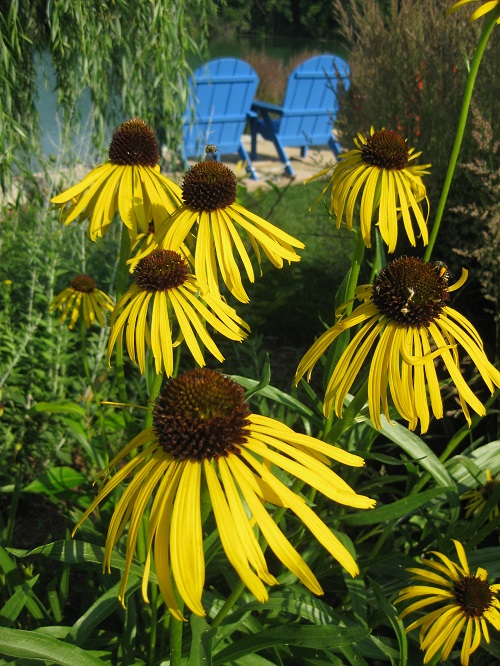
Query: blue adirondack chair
[[182, 58, 260, 180], [249, 55, 350, 177]]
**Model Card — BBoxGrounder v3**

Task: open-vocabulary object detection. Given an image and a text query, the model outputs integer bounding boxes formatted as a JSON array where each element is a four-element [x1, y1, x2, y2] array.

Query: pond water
[[36, 35, 345, 161]]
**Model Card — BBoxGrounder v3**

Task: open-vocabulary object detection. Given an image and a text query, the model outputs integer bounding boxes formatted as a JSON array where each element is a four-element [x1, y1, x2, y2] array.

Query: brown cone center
[[454, 575, 494, 618], [361, 129, 409, 170], [153, 368, 250, 461], [133, 249, 189, 292], [371, 257, 450, 327], [108, 118, 159, 167], [182, 161, 237, 212], [70, 274, 96, 293]]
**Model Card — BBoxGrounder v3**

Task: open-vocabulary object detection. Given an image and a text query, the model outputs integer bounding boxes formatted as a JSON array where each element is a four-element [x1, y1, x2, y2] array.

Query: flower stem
[[169, 582, 186, 666], [169, 613, 184, 666], [325, 379, 368, 444], [323, 230, 365, 438], [424, 9, 499, 262], [145, 372, 164, 428], [80, 317, 106, 467], [115, 225, 131, 422], [147, 583, 159, 666], [344, 229, 366, 311]]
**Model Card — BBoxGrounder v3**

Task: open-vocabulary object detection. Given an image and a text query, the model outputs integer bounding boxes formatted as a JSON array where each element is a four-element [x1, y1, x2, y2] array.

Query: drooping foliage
[[0, 0, 213, 186]]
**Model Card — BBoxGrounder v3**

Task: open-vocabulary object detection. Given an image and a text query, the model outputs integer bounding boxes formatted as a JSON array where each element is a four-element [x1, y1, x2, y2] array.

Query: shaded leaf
[[0, 627, 106, 664], [213, 625, 369, 664], [23, 467, 86, 496], [343, 487, 454, 525]]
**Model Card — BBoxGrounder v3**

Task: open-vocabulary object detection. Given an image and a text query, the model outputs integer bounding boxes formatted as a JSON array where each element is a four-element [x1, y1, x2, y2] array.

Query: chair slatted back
[[278, 55, 350, 147], [183, 58, 259, 158]]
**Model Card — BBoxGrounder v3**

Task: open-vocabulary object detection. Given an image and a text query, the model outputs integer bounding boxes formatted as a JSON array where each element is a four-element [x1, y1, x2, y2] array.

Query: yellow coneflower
[[49, 274, 114, 329], [73, 368, 375, 619], [309, 128, 430, 253], [108, 249, 248, 375], [131, 160, 304, 303], [51, 118, 182, 242], [395, 540, 500, 665], [295, 257, 500, 433], [448, 0, 500, 23], [462, 470, 500, 520]]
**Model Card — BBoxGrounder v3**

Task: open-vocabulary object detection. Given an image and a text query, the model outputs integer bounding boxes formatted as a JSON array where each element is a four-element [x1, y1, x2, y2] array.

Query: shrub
[[244, 48, 323, 104], [333, 0, 500, 265], [452, 108, 500, 326]]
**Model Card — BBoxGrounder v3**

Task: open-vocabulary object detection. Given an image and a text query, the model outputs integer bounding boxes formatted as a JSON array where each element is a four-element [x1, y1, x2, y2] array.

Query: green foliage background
[[1, 1, 500, 663]]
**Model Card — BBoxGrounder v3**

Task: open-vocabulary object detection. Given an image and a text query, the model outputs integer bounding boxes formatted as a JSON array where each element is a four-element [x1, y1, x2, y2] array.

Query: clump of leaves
[[453, 108, 500, 327], [244, 48, 323, 104]]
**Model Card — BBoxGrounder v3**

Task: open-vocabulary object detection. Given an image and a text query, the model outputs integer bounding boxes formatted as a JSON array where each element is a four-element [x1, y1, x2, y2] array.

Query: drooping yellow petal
[[204, 460, 269, 602], [153, 461, 185, 621], [227, 454, 323, 594], [170, 460, 205, 616], [240, 449, 361, 577], [217, 457, 278, 586]]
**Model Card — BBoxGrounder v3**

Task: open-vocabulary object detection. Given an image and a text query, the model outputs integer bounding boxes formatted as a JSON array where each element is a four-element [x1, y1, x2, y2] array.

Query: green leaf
[[0, 576, 39, 627], [0, 547, 46, 621], [343, 487, 454, 525], [242, 354, 271, 400], [342, 573, 367, 626], [23, 467, 86, 496], [366, 415, 456, 489], [217, 586, 345, 626], [369, 577, 407, 666], [8, 540, 156, 584], [32, 401, 86, 417], [67, 577, 141, 646], [0, 627, 107, 664], [468, 546, 500, 578], [448, 441, 500, 487], [188, 614, 216, 666], [213, 625, 370, 664], [231, 376, 320, 423]]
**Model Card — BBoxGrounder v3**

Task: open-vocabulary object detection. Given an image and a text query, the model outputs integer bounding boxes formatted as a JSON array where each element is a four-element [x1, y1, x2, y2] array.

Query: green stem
[[169, 612, 184, 666], [323, 230, 365, 438], [80, 317, 91, 383], [115, 225, 131, 422], [210, 579, 246, 629], [80, 317, 106, 467], [424, 9, 499, 262], [344, 229, 366, 312], [116, 225, 132, 300], [324, 380, 368, 444], [147, 583, 159, 666], [145, 372, 164, 428]]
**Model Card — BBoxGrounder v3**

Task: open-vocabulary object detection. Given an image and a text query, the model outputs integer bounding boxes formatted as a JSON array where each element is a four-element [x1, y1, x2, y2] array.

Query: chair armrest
[[251, 100, 284, 116]]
